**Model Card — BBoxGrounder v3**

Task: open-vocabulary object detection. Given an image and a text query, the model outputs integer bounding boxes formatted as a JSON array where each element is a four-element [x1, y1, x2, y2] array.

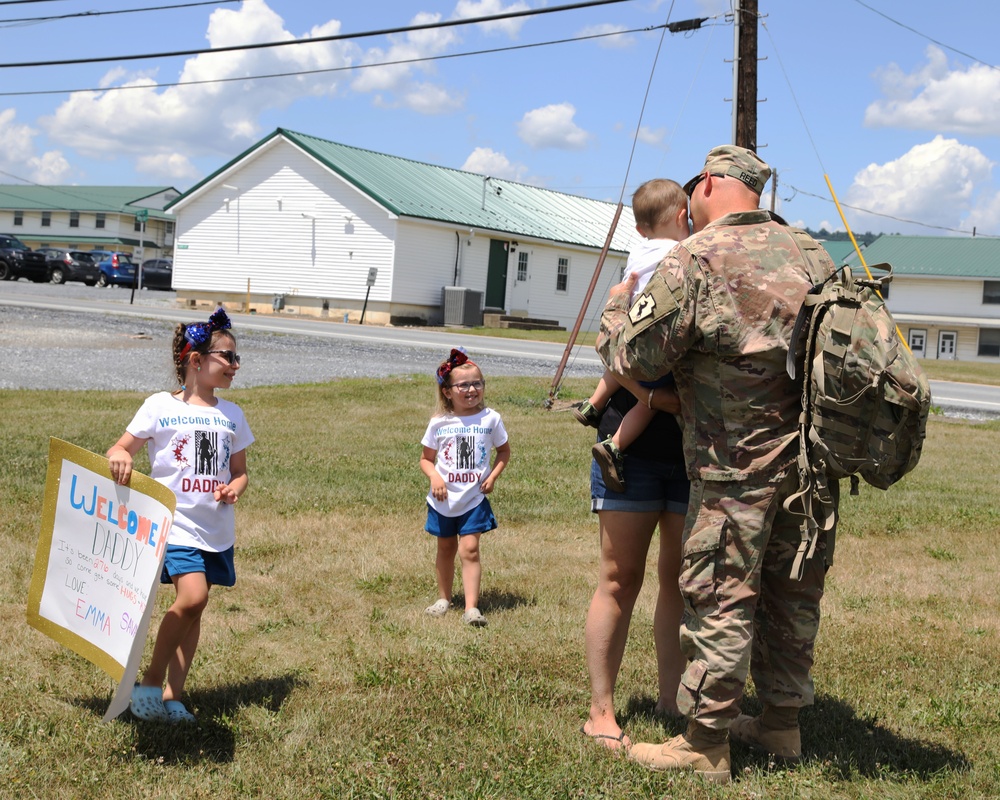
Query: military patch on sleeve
[[624, 271, 682, 343]]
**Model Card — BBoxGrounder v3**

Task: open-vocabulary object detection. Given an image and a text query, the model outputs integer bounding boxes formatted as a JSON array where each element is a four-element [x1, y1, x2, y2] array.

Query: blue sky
[[1, 0, 998, 237]]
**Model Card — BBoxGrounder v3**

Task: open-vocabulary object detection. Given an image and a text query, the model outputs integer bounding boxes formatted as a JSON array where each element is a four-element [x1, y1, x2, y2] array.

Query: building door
[[509, 247, 530, 314], [938, 331, 956, 359], [485, 239, 509, 310], [908, 329, 926, 358]]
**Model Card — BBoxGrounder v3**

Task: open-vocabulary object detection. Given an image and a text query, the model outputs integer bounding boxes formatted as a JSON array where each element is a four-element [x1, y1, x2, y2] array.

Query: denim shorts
[[161, 544, 236, 587], [425, 498, 498, 537], [591, 454, 690, 515]]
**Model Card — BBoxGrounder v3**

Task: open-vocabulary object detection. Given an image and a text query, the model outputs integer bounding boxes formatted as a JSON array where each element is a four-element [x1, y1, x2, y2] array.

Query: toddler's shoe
[[462, 608, 488, 627], [130, 684, 168, 722], [425, 598, 450, 617], [593, 437, 626, 493], [572, 400, 603, 428]]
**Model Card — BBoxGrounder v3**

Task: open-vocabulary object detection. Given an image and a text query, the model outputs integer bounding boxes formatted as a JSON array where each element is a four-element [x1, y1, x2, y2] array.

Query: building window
[[166, 221, 174, 234], [134, 218, 142, 232], [13, 210, 23, 226], [69, 211, 80, 228], [908, 329, 926, 357], [96, 213, 105, 229], [978, 328, 1000, 357], [557, 257, 569, 292], [517, 250, 528, 282], [41, 211, 51, 227], [984, 281, 1000, 304]]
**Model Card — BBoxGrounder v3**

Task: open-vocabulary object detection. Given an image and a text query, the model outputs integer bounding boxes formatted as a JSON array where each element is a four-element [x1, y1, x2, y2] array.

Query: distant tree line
[[803, 228, 882, 246]]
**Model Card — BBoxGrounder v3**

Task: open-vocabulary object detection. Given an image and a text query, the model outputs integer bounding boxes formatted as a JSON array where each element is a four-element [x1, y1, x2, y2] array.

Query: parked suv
[[0, 234, 48, 282], [36, 247, 100, 285], [139, 258, 173, 290], [89, 250, 136, 287]]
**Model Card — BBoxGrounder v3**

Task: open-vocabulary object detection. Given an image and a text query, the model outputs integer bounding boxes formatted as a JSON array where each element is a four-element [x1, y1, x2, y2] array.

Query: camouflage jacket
[[597, 209, 835, 481]]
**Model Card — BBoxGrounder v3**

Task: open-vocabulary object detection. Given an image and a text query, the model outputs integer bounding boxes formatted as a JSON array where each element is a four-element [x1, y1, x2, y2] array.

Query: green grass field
[[2, 376, 998, 799]]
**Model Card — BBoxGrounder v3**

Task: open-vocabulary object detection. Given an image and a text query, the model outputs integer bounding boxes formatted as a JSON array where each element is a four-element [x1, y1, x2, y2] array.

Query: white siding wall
[[173, 139, 397, 301], [394, 221, 471, 306], [496, 241, 627, 331], [888, 276, 1000, 318]]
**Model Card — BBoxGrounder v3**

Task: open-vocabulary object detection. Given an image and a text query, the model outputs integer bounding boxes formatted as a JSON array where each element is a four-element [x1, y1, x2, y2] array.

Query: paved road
[[0, 280, 603, 392], [3, 280, 998, 418]]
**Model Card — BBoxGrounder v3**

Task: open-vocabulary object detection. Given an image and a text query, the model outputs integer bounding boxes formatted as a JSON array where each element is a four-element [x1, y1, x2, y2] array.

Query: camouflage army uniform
[[596, 208, 838, 731]]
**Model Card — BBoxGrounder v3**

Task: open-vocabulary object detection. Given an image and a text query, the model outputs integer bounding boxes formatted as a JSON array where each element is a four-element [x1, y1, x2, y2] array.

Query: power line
[[0, 24, 667, 98], [783, 181, 998, 238], [0, 1, 240, 27], [850, 0, 998, 71], [0, 0, 636, 69]]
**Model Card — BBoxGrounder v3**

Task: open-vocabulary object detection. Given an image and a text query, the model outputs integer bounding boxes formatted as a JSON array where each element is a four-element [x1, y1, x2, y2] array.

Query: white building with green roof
[[0, 185, 179, 259], [166, 128, 642, 329], [843, 235, 1000, 361]]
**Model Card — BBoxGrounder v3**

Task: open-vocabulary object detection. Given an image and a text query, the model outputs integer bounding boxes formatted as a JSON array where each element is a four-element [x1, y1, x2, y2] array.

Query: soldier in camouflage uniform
[[596, 145, 838, 784]]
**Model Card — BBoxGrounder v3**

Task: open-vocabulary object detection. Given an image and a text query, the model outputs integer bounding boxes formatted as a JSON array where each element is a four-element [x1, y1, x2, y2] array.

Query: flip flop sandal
[[580, 725, 631, 753], [163, 700, 197, 724], [130, 684, 168, 722]]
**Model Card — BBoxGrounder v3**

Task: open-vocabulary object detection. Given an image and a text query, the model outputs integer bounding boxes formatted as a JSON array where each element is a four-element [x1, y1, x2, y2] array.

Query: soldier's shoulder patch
[[624, 270, 683, 343]]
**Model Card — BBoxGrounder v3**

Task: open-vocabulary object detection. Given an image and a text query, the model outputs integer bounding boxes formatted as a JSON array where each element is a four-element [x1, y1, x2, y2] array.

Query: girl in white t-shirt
[[108, 307, 254, 724], [420, 348, 510, 627]]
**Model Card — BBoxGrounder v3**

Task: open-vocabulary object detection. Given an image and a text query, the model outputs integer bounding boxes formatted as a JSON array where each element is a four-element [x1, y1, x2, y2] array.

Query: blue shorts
[[591, 454, 689, 515], [161, 544, 236, 587], [425, 499, 498, 538]]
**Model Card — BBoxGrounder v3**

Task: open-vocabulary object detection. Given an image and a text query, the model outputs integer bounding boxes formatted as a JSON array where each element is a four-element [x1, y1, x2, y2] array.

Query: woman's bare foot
[[581, 719, 632, 751]]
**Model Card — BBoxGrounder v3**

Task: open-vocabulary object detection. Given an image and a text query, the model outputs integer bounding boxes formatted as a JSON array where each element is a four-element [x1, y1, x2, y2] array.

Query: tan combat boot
[[730, 710, 802, 761], [628, 722, 731, 784]]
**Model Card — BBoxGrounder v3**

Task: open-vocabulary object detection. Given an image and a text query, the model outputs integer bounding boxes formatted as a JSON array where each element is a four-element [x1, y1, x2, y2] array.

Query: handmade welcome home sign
[[27, 438, 175, 722]]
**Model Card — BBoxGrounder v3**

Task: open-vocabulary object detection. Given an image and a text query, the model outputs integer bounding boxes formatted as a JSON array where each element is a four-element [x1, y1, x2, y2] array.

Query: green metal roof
[[819, 240, 858, 265], [0, 185, 176, 219], [844, 235, 1000, 278], [172, 128, 635, 252]]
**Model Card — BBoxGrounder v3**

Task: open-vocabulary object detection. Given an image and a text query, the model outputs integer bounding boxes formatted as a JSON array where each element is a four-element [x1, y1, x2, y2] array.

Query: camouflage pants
[[676, 467, 830, 730]]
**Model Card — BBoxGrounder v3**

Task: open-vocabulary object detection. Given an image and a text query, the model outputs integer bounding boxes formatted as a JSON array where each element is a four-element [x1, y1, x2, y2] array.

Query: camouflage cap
[[683, 145, 771, 195]]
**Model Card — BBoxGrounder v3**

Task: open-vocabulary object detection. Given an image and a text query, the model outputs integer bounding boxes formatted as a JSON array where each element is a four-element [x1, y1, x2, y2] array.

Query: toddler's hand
[[608, 272, 637, 301], [430, 475, 448, 502], [480, 475, 495, 494], [108, 449, 133, 485], [214, 483, 240, 504]]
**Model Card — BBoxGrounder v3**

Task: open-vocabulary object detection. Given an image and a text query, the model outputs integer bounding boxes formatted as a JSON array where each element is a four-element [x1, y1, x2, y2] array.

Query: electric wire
[[0, 0, 239, 27], [0, 0, 636, 69], [0, 24, 668, 98]]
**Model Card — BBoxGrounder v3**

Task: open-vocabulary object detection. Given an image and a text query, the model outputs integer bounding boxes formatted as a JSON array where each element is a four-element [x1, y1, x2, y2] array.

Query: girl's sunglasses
[[207, 349, 241, 366]]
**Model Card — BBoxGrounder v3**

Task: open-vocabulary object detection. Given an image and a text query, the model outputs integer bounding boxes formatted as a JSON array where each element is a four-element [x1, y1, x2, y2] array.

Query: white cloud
[[865, 45, 1000, 136], [965, 188, 1000, 236], [845, 136, 994, 233], [373, 82, 463, 115], [517, 103, 590, 150], [42, 1, 358, 161], [453, 0, 530, 37], [0, 108, 71, 183], [578, 23, 634, 49], [461, 147, 529, 181], [636, 125, 667, 147], [136, 153, 200, 181]]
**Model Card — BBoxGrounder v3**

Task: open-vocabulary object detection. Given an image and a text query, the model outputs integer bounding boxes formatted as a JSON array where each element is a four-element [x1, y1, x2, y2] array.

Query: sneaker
[[572, 400, 603, 428], [462, 608, 488, 627], [592, 437, 626, 493], [425, 599, 450, 617]]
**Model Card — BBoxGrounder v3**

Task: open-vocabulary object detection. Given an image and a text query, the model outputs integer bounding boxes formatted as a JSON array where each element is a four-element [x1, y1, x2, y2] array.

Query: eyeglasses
[[449, 380, 484, 392], [207, 349, 241, 365], [685, 172, 724, 198]]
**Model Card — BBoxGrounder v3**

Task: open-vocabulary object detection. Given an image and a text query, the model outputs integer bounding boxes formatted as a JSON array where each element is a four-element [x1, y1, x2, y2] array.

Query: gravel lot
[[0, 281, 601, 392]]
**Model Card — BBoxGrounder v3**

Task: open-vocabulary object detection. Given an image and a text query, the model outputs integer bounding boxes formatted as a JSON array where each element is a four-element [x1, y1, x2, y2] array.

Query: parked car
[[139, 258, 173, 290], [0, 233, 48, 282], [36, 247, 100, 285], [89, 250, 136, 287]]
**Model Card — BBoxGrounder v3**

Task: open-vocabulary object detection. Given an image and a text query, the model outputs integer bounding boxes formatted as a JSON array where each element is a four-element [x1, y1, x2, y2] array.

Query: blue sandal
[[130, 684, 168, 722], [163, 700, 197, 724]]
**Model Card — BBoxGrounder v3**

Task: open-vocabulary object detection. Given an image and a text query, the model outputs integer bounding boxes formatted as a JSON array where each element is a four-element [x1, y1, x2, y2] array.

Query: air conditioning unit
[[442, 286, 483, 327]]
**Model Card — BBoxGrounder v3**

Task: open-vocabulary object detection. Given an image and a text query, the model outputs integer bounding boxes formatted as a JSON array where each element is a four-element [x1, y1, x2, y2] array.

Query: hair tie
[[436, 347, 475, 385], [178, 307, 232, 363]]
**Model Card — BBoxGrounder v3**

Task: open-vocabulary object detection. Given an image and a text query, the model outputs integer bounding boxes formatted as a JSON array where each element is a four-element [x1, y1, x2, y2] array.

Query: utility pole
[[733, 0, 758, 151]]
